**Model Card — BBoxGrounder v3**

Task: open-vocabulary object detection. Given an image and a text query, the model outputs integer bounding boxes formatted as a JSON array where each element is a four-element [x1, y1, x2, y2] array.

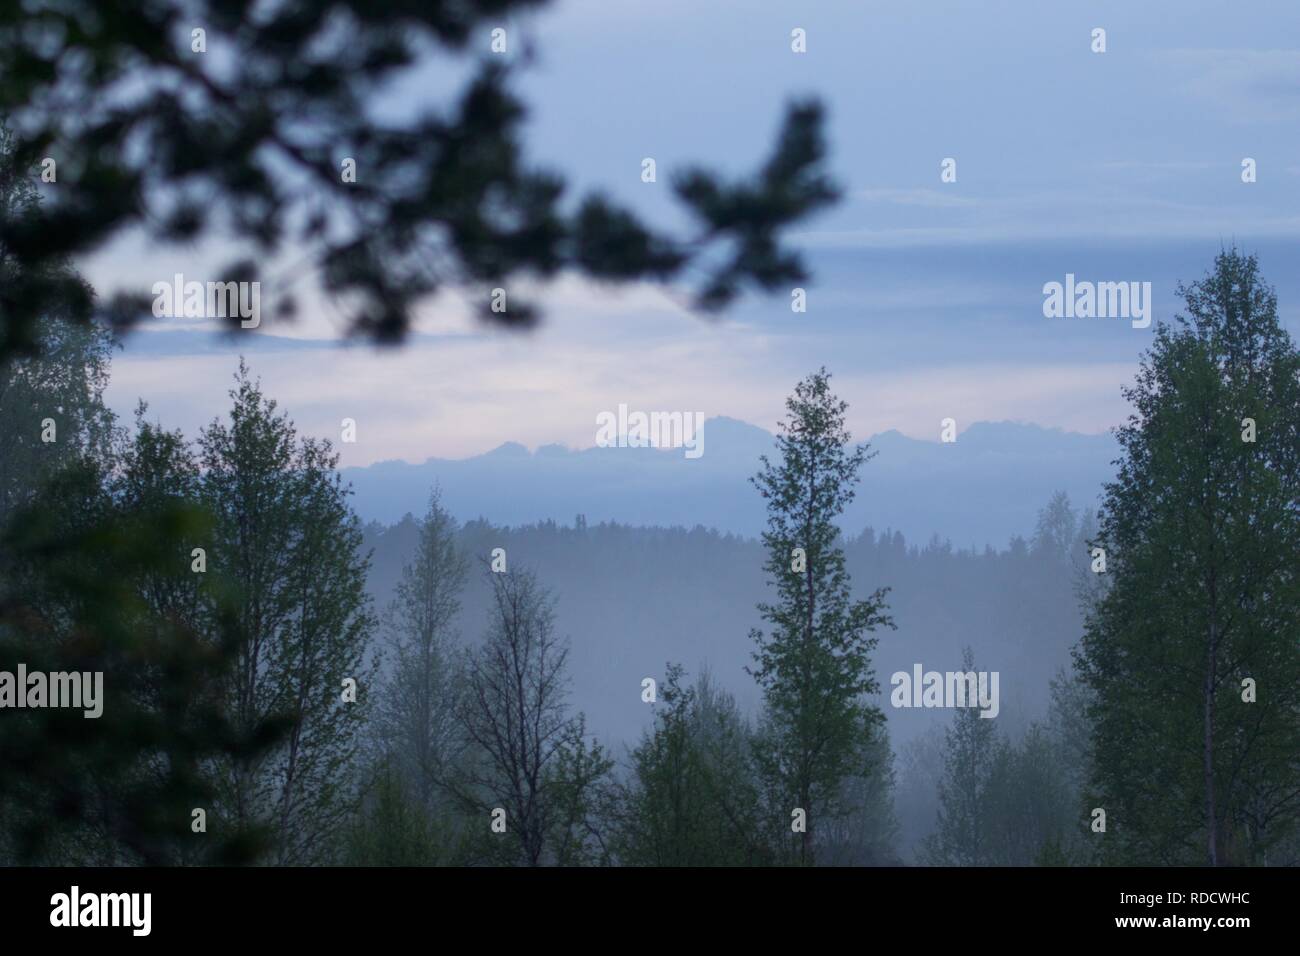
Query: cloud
[[853, 189, 984, 210], [793, 189, 1300, 247], [105, 273, 782, 465]]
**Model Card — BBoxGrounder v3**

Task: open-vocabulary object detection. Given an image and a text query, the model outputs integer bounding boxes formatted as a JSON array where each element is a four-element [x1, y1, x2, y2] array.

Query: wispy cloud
[[853, 188, 984, 210]]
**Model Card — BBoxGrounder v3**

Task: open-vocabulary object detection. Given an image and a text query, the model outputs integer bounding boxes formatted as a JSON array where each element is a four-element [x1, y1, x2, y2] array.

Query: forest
[[2, 217, 1297, 865], [0, 0, 1297, 865]]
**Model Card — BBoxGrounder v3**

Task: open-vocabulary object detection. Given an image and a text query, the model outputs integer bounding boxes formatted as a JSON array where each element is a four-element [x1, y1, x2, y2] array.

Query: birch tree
[[200, 362, 376, 863], [375, 490, 467, 813], [1077, 249, 1300, 864], [748, 368, 894, 865], [454, 565, 608, 865]]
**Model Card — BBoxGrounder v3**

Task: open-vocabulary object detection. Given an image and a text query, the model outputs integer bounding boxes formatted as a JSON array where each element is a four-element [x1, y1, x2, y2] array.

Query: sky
[[77, 0, 1300, 468]]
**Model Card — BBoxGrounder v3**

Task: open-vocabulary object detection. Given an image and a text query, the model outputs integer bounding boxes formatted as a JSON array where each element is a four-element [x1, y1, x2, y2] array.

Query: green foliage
[[614, 665, 774, 866], [342, 757, 446, 867], [922, 656, 1095, 868], [1077, 249, 1300, 865], [0, 320, 116, 527], [748, 368, 895, 864], [981, 725, 1076, 866], [0, 430, 283, 865], [922, 648, 1000, 866], [375, 490, 467, 813], [543, 714, 615, 866], [198, 361, 378, 864]]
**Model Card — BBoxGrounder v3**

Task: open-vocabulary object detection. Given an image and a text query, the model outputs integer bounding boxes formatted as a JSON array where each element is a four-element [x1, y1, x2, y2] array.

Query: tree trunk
[[1203, 611, 1219, 866]]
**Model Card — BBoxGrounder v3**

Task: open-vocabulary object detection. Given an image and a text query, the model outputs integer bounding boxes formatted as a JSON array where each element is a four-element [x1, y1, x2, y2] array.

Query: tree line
[[2, 248, 1298, 866]]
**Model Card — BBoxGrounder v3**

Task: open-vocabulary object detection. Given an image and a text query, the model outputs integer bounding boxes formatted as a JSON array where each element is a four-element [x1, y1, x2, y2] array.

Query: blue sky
[[81, 0, 1300, 466]]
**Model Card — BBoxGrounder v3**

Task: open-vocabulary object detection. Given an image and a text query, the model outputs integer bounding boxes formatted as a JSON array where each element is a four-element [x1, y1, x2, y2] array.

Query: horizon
[[79, 0, 1300, 471], [101, 239, 1300, 466], [103, 324, 1140, 468], [341, 414, 1112, 466], [4, 0, 1297, 897]]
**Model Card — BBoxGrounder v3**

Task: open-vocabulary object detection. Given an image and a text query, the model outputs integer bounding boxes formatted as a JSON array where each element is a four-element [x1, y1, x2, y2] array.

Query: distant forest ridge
[[343, 416, 1120, 548], [360, 490, 1094, 750]]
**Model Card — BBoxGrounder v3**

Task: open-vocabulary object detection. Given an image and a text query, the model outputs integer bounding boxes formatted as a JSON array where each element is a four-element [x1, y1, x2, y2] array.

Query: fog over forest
[[3, 0, 1298, 885], [360, 486, 1095, 863]]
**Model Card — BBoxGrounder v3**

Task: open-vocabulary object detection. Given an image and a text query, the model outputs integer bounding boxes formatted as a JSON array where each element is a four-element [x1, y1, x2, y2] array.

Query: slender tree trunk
[[801, 457, 816, 866], [1204, 599, 1220, 866], [799, 784, 811, 865]]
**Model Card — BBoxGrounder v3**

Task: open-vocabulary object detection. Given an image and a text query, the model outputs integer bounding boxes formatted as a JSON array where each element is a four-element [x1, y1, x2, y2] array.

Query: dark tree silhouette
[[0, 1, 838, 357]]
